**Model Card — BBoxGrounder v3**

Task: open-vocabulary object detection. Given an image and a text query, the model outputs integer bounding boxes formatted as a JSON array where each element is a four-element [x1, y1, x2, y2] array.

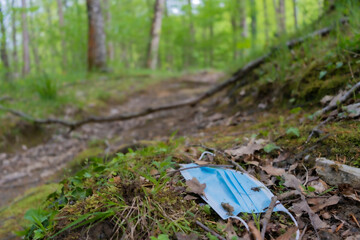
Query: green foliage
[[32, 74, 58, 100], [319, 70, 327, 80], [286, 127, 300, 138], [150, 234, 170, 240], [264, 143, 280, 153]]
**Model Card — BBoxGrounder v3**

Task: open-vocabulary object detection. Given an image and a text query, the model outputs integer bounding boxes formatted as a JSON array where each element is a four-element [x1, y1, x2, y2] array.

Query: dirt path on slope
[[0, 72, 225, 207]]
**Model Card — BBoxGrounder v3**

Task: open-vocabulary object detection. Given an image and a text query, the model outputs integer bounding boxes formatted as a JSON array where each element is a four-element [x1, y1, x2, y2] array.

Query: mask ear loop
[[280, 209, 300, 240], [229, 216, 250, 231], [198, 151, 215, 161]]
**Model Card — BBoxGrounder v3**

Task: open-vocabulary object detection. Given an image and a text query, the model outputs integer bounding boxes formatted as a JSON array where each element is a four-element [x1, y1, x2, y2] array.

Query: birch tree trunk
[[250, 0, 257, 49], [186, 0, 195, 67], [239, 0, 248, 38], [28, 0, 41, 73], [57, 0, 67, 69], [86, 0, 107, 71], [279, 0, 286, 34], [262, 0, 270, 42], [146, 0, 165, 70], [292, 0, 298, 29], [11, 0, 18, 76], [0, 3, 10, 80], [103, 0, 114, 61], [21, 0, 30, 76]]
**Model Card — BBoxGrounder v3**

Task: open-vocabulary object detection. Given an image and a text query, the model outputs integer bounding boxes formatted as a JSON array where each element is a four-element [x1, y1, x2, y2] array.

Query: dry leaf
[[275, 226, 298, 240], [184, 194, 198, 201], [223, 219, 238, 239], [273, 152, 289, 163], [261, 165, 285, 176], [193, 160, 209, 165], [186, 177, 206, 196], [308, 195, 340, 212], [175, 232, 199, 240], [225, 139, 266, 158], [283, 173, 302, 190]]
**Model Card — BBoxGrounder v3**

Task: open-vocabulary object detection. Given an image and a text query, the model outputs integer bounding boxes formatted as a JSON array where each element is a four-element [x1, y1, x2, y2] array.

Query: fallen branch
[[195, 220, 226, 240], [0, 22, 346, 130], [260, 196, 278, 240], [313, 80, 360, 118]]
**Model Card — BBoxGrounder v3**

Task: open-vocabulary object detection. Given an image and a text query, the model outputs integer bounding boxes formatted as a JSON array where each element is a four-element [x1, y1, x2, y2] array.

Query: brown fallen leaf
[[283, 173, 302, 190], [248, 221, 262, 240], [186, 177, 206, 196], [261, 164, 285, 176], [223, 219, 238, 239], [184, 194, 198, 201], [225, 139, 266, 158], [308, 195, 340, 212], [175, 232, 199, 240], [275, 226, 298, 240]]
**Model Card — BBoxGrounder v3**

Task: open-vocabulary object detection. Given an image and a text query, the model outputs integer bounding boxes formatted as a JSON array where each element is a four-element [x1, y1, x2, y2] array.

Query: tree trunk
[[0, 3, 10, 80], [263, 0, 269, 42], [250, 0, 257, 49], [86, 0, 107, 71], [186, 0, 195, 67], [146, 0, 165, 70], [57, 0, 67, 69], [28, 0, 41, 73], [239, 0, 248, 38], [21, 0, 30, 76], [103, 0, 114, 61], [209, 23, 214, 68], [292, 0, 298, 30], [11, 0, 18, 77], [231, 10, 238, 60], [279, 0, 286, 34]]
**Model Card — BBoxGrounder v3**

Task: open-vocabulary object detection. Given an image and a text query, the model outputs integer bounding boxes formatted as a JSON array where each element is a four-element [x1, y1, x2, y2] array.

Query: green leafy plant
[[150, 234, 170, 240], [286, 127, 300, 138], [33, 74, 58, 100], [264, 143, 280, 153]]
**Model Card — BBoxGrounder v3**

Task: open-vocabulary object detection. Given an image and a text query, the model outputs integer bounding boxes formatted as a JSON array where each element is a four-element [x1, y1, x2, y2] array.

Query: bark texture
[[147, 0, 165, 70], [0, 3, 10, 80], [57, 0, 67, 69], [103, 0, 114, 61], [86, 0, 107, 71], [11, 0, 18, 76], [21, 0, 30, 76]]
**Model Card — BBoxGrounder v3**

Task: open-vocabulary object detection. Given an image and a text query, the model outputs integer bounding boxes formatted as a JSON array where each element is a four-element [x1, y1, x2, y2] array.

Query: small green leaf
[[264, 143, 280, 153], [286, 127, 300, 137], [307, 186, 316, 192], [335, 61, 343, 68], [319, 70, 327, 79], [290, 107, 302, 114]]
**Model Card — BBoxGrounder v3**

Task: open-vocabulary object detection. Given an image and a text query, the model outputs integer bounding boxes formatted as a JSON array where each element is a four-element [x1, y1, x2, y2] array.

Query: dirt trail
[[0, 72, 225, 207]]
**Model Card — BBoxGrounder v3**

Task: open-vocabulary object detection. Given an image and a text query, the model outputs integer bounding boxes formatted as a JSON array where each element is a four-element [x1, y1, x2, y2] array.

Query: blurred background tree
[[0, 0, 326, 79]]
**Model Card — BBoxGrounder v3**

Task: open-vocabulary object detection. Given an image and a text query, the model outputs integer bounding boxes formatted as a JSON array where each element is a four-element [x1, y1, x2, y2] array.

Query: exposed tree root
[[0, 21, 347, 130]]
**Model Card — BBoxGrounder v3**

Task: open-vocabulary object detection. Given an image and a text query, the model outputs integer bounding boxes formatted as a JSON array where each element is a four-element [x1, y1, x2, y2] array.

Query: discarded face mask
[[180, 156, 299, 239]]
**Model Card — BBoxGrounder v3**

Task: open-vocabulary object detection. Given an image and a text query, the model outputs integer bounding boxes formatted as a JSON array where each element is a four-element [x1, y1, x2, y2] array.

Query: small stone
[[316, 158, 360, 188]]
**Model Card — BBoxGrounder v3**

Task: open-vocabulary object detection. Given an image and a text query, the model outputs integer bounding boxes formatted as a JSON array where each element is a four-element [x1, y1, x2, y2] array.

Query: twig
[[306, 117, 334, 143], [195, 220, 226, 240], [260, 196, 278, 239], [313, 80, 360, 118], [191, 144, 247, 173], [348, 61, 355, 80], [248, 221, 262, 240], [289, 134, 331, 164], [277, 190, 300, 200], [299, 224, 308, 240]]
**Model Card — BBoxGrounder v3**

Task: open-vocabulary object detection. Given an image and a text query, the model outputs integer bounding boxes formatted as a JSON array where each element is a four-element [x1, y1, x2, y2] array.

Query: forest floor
[[1, 67, 360, 239]]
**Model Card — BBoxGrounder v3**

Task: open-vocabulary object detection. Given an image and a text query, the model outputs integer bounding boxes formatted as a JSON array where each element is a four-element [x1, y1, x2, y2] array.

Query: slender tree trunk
[[21, 0, 30, 76], [103, 0, 114, 61], [86, 0, 107, 71], [0, 3, 10, 80], [279, 0, 286, 34], [146, 0, 165, 70], [28, 0, 40, 73], [250, 0, 257, 49], [209, 23, 214, 68], [186, 0, 195, 67], [239, 0, 248, 38], [57, 0, 67, 69], [11, 0, 18, 76], [263, 0, 270, 42], [231, 11, 238, 60], [292, 0, 298, 30]]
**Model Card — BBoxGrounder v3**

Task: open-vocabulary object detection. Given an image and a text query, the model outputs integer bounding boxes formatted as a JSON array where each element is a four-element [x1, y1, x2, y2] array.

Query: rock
[[316, 158, 360, 188]]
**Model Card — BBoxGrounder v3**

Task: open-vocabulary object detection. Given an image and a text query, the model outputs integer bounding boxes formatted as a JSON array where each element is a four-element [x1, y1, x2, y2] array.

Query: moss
[[0, 184, 59, 239]]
